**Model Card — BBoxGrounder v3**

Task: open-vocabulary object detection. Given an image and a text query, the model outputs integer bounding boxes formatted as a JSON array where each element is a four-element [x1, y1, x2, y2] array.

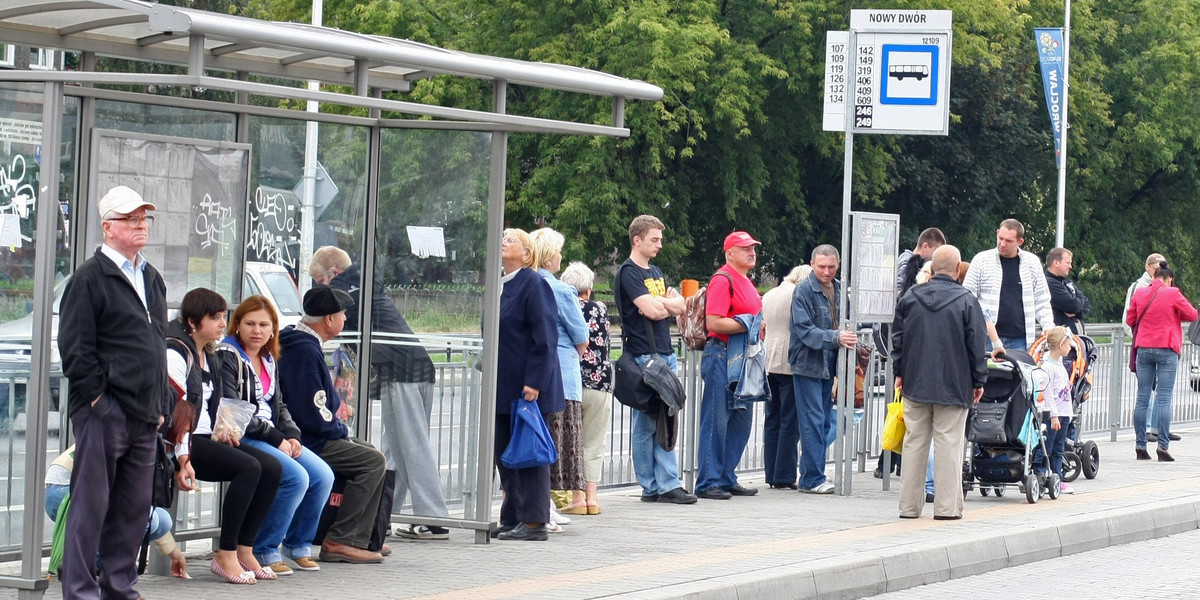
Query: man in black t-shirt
[[614, 215, 697, 505]]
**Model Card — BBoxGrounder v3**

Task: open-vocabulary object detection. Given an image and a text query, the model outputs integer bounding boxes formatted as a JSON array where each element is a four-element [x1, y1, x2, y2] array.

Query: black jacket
[[331, 264, 434, 383], [217, 339, 302, 448], [59, 247, 170, 424], [165, 318, 220, 436], [892, 274, 988, 407], [1046, 271, 1091, 333]]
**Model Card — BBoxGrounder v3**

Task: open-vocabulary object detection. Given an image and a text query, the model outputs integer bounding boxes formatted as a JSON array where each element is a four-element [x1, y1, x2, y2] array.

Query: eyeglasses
[[501, 236, 521, 246], [108, 215, 155, 226]]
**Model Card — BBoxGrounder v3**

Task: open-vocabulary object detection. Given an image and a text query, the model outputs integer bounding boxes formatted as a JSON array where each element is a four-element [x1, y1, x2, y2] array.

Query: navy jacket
[[278, 325, 348, 452], [332, 264, 435, 383], [788, 272, 841, 380], [495, 268, 564, 415], [59, 247, 169, 424]]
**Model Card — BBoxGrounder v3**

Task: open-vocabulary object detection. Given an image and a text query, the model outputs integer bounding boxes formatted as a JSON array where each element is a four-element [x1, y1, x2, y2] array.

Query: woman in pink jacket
[[1126, 261, 1198, 461]]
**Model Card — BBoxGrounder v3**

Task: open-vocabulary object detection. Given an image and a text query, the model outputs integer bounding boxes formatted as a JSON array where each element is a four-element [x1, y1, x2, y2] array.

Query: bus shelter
[[0, 0, 662, 594]]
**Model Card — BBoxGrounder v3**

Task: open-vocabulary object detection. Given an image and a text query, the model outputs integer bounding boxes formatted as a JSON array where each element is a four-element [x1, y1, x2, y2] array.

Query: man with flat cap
[[59, 185, 170, 600], [279, 284, 387, 564]]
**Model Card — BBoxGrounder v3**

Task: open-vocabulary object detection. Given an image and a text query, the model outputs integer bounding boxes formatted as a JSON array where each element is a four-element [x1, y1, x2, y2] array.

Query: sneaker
[[1060, 482, 1075, 495], [800, 481, 835, 494], [289, 556, 320, 571], [546, 521, 564, 534], [656, 487, 698, 504], [549, 508, 571, 526], [265, 561, 293, 576], [394, 525, 450, 540]]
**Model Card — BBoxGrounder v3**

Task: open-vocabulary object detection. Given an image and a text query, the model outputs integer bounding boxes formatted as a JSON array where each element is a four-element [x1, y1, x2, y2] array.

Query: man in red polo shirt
[[695, 231, 765, 499]]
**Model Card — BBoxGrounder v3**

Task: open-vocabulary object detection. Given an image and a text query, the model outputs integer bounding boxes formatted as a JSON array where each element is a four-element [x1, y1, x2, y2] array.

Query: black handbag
[[967, 402, 1010, 444], [613, 350, 657, 414]]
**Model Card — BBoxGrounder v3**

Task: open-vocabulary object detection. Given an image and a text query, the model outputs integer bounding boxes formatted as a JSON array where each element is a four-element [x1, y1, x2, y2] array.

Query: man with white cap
[[58, 185, 171, 600], [695, 231, 765, 499]]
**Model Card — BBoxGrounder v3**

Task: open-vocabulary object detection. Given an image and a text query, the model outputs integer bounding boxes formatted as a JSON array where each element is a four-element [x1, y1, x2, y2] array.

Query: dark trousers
[[494, 414, 551, 526], [763, 373, 799, 485], [63, 394, 156, 600], [318, 438, 386, 548], [190, 435, 282, 551]]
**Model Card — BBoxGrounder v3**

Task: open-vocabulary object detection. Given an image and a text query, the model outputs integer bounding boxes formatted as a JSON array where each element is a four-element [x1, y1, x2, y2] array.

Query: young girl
[[1039, 326, 1075, 495]]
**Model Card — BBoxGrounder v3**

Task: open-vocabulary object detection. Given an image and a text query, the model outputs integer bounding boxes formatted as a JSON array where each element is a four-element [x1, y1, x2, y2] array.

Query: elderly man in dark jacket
[[892, 245, 987, 520]]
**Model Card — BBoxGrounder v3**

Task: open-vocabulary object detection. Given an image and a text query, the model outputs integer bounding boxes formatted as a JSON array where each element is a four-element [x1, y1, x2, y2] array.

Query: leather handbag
[[613, 350, 657, 414], [1129, 287, 1163, 373], [500, 399, 558, 469]]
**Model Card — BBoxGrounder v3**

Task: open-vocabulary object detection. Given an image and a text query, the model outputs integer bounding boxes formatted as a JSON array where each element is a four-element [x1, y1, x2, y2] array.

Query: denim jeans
[[1135, 347, 1178, 451], [697, 342, 753, 492], [793, 374, 834, 490], [46, 483, 170, 544], [241, 437, 335, 561], [1032, 416, 1071, 478], [631, 353, 683, 496], [999, 336, 1028, 352], [763, 373, 798, 485], [925, 449, 936, 495]]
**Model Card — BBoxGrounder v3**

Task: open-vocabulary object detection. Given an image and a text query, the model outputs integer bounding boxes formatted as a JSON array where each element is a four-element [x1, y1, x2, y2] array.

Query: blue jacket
[[538, 268, 588, 401], [727, 313, 769, 405], [788, 272, 842, 379]]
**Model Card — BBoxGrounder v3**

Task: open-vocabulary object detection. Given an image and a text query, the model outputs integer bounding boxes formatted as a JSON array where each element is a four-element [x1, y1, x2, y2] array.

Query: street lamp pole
[[1055, 0, 1072, 248]]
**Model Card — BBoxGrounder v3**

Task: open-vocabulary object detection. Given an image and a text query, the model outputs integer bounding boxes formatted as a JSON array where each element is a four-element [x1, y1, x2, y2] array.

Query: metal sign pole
[[834, 30, 857, 497]]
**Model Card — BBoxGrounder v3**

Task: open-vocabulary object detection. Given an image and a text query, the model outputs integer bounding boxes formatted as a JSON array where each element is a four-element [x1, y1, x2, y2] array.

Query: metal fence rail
[[3, 323, 1198, 554]]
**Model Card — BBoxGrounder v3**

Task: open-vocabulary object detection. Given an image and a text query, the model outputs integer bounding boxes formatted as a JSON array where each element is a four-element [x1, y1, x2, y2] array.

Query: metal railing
[[3, 323, 1198, 554]]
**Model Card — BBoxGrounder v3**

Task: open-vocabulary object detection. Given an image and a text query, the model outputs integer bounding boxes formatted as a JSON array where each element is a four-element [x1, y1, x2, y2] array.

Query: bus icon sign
[[880, 44, 938, 105]]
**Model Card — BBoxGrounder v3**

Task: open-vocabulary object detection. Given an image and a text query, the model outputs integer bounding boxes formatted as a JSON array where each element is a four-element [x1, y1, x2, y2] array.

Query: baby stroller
[[1029, 333, 1100, 482], [962, 350, 1059, 504]]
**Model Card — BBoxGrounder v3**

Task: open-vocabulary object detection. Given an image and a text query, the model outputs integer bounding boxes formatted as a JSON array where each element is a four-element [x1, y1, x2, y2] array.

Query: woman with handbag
[[167, 288, 282, 584], [1125, 261, 1197, 461], [492, 228, 565, 541], [220, 295, 335, 575]]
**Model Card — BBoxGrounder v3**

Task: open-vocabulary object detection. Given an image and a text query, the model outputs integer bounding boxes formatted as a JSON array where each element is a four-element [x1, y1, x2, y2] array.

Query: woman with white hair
[[529, 228, 589, 523], [560, 261, 611, 514], [760, 265, 811, 489]]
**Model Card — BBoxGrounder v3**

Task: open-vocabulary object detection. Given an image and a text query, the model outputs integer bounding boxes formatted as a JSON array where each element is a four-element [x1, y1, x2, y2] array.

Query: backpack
[[678, 271, 733, 351]]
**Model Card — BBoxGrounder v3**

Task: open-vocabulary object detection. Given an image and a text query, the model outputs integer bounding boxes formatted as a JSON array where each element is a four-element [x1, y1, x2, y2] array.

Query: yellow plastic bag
[[881, 390, 905, 454]]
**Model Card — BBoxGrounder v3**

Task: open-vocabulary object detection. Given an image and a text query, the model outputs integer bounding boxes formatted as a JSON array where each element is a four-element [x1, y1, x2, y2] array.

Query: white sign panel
[[823, 31, 849, 132], [851, 32, 951, 134], [851, 9, 953, 31]]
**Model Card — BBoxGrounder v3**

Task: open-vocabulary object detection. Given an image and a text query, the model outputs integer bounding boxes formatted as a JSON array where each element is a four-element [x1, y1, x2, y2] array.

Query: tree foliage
[[247, 0, 1200, 319]]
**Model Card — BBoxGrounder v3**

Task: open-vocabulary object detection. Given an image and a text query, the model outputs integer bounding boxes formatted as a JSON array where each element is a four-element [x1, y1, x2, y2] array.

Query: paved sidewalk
[[21, 429, 1200, 600]]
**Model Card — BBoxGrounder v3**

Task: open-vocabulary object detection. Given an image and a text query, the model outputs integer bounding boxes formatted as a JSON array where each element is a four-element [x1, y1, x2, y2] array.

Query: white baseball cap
[[97, 185, 156, 220]]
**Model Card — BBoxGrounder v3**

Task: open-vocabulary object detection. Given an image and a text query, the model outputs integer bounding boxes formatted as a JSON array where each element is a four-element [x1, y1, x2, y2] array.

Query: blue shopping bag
[[500, 399, 558, 469]]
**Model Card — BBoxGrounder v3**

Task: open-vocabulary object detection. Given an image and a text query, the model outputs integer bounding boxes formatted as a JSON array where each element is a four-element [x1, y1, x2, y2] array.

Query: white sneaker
[[1060, 482, 1075, 495], [801, 481, 836, 494], [394, 524, 450, 540], [549, 508, 571, 526], [546, 521, 564, 533]]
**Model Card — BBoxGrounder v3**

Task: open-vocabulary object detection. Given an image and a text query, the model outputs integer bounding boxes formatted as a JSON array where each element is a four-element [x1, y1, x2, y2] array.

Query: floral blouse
[[579, 298, 612, 393]]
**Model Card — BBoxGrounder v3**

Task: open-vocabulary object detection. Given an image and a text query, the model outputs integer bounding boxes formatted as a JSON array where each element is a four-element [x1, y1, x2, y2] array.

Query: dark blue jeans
[[696, 341, 753, 493], [1034, 416, 1071, 478], [793, 374, 834, 490], [763, 373, 798, 485]]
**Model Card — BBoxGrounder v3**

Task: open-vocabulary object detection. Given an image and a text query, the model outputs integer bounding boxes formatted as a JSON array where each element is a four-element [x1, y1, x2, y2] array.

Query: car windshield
[[261, 271, 303, 316]]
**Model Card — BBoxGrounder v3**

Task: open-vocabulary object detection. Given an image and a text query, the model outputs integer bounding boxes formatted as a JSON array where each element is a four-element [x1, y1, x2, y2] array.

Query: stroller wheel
[[1046, 473, 1062, 500], [1025, 474, 1041, 504], [993, 485, 1005, 497], [1082, 441, 1100, 479], [980, 487, 990, 497], [1062, 451, 1082, 482]]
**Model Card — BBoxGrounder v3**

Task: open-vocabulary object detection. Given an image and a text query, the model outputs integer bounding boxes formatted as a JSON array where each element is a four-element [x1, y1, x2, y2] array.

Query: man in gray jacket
[[893, 245, 987, 520]]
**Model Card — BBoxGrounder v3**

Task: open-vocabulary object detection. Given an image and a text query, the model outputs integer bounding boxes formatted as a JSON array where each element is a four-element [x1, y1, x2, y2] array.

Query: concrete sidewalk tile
[[945, 534, 1009, 578], [1148, 499, 1200, 538], [710, 565, 816, 600], [614, 579, 738, 600], [1054, 514, 1112, 556], [1107, 507, 1158, 546], [1004, 523, 1062, 567], [807, 554, 886, 600], [877, 543, 951, 592]]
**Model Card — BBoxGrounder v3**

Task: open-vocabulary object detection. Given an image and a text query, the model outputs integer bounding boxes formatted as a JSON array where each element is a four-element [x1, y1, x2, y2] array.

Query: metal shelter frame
[[0, 0, 662, 595]]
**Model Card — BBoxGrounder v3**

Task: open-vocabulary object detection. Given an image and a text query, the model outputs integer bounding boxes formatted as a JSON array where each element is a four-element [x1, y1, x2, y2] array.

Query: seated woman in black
[[166, 287, 282, 585]]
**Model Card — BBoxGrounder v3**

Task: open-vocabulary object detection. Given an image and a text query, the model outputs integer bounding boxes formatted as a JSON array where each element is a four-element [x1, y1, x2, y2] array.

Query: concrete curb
[[625, 496, 1200, 600]]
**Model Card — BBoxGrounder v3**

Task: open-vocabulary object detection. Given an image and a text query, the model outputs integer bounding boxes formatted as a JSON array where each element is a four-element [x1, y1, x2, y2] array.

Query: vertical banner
[[1035, 28, 1065, 168]]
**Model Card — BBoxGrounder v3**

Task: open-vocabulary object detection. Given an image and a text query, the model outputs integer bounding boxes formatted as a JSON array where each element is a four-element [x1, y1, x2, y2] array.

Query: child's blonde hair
[[1045, 326, 1069, 352]]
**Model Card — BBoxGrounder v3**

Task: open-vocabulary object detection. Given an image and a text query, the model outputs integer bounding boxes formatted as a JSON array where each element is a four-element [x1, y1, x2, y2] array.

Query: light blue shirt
[[100, 243, 148, 308], [538, 268, 588, 401]]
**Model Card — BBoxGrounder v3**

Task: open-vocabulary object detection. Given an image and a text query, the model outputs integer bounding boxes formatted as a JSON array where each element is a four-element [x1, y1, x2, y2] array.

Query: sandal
[[586, 505, 601, 515], [560, 504, 588, 515], [210, 559, 256, 585]]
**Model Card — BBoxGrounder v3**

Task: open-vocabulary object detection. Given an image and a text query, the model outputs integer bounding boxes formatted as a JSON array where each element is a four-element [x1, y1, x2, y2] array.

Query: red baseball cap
[[723, 231, 761, 252]]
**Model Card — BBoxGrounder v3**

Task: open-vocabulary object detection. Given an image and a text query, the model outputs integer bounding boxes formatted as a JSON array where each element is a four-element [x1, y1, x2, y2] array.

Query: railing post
[[1109, 326, 1126, 442]]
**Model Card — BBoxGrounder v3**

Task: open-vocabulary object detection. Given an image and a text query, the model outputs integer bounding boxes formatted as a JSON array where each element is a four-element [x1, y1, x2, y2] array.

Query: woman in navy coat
[[493, 228, 564, 541]]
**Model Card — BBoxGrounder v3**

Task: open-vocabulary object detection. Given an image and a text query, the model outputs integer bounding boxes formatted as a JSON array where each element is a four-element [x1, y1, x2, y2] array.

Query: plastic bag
[[500, 399, 558, 469], [881, 390, 905, 454], [212, 397, 255, 444]]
